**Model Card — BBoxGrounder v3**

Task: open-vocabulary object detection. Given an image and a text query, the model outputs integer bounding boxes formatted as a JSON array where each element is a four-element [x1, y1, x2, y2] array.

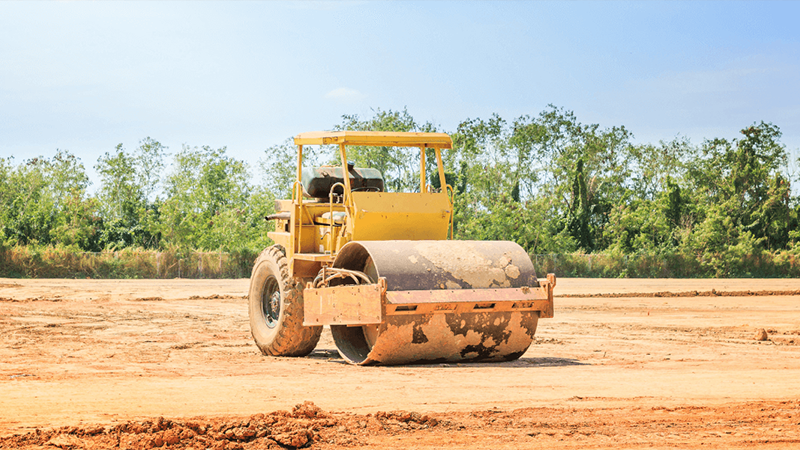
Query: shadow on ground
[[308, 349, 342, 359], [506, 356, 587, 367], [307, 349, 585, 368]]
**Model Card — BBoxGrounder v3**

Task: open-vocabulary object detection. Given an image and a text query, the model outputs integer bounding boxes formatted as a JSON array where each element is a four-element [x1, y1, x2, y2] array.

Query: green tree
[[0, 151, 98, 248], [687, 122, 791, 252], [94, 138, 167, 249], [95, 145, 142, 226], [135, 137, 168, 203], [161, 145, 266, 251]]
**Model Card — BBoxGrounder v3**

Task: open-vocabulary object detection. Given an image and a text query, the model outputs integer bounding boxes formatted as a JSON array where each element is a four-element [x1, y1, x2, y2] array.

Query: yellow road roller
[[249, 131, 555, 365]]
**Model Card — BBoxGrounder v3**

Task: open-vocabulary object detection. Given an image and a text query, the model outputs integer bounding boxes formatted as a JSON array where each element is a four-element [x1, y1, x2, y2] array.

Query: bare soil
[[2, 277, 800, 449]]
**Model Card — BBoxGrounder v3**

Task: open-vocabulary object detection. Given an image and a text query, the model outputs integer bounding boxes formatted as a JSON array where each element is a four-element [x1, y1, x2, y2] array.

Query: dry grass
[[2, 246, 800, 279], [534, 251, 800, 278], [0, 246, 256, 278]]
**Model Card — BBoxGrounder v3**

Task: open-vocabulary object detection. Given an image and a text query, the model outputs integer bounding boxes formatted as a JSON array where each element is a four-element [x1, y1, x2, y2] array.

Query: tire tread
[[249, 245, 322, 357]]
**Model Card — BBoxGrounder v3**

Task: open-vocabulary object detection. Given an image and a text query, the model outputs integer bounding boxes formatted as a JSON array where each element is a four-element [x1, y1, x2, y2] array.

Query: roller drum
[[330, 240, 541, 365]]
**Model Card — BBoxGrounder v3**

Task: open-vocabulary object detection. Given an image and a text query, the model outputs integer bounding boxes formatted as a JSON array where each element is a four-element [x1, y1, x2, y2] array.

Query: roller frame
[[303, 274, 555, 327]]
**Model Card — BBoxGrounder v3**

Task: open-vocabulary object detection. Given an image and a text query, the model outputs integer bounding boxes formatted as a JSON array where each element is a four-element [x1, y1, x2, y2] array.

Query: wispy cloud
[[324, 87, 365, 102]]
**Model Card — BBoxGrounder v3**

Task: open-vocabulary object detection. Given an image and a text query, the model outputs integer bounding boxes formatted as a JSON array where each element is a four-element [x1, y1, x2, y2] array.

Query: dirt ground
[[1, 277, 800, 449]]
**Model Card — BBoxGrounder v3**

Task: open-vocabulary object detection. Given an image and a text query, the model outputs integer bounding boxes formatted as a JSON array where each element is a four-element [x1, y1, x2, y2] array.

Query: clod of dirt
[[46, 433, 83, 448], [375, 411, 439, 427], [755, 328, 769, 341]]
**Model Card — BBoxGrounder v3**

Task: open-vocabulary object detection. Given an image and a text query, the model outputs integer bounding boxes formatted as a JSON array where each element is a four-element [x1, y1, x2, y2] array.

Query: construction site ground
[[1, 277, 799, 449]]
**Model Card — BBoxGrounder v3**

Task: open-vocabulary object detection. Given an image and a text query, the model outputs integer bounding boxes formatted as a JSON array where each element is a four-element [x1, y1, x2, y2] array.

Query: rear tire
[[248, 245, 322, 356]]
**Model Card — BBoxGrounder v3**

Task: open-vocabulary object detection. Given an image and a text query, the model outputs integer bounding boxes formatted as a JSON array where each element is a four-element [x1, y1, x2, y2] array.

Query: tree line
[[2, 106, 798, 277]]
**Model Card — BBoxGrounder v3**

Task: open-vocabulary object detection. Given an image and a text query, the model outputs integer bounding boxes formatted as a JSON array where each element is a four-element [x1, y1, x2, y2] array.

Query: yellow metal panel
[[293, 225, 318, 253], [293, 253, 334, 262], [292, 259, 323, 278], [274, 199, 293, 212], [540, 274, 556, 318], [385, 300, 552, 315], [294, 131, 453, 149], [290, 201, 347, 255], [267, 231, 290, 250], [385, 286, 550, 304], [384, 286, 552, 315], [349, 192, 450, 241], [303, 284, 383, 326]]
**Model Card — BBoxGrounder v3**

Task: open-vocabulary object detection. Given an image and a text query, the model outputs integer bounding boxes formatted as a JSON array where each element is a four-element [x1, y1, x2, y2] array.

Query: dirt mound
[[3, 401, 800, 449], [559, 289, 800, 298], [3, 402, 328, 449], [0, 402, 445, 450]]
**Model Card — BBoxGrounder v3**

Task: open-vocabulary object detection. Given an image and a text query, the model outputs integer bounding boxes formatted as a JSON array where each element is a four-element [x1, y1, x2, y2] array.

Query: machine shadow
[[309, 349, 585, 368], [308, 349, 343, 360], [498, 356, 587, 367], [420, 357, 587, 368]]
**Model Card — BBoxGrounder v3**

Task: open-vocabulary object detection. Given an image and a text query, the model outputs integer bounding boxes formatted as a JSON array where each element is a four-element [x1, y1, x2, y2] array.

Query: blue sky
[[1, 1, 799, 185]]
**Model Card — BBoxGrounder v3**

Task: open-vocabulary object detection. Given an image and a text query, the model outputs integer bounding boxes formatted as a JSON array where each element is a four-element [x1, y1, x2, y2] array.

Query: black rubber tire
[[248, 245, 322, 356]]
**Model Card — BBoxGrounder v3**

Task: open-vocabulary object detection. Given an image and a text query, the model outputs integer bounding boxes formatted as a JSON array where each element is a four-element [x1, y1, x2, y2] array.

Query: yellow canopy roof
[[294, 131, 452, 149]]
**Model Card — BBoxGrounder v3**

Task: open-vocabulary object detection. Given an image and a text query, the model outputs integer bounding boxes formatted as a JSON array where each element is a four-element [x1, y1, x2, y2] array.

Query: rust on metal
[[331, 311, 539, 365], [386, 286, 549, 304]]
